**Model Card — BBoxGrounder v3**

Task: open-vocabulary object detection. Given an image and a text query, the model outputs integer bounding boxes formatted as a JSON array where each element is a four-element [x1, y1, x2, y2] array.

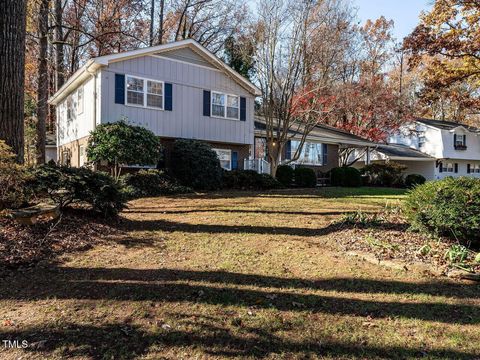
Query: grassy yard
[[1, 187, 479, 359]]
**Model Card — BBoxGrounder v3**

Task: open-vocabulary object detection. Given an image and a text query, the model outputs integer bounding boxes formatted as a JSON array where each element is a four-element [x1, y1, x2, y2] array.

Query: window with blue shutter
[[322, 144, 328, 166], [240, 97, 246, 121], [164, 83, 173, 111], [455, 163, 458, 173], [203, 90, 211, 116], [232, 151, 238, 170], [115, 74, 125, 104]]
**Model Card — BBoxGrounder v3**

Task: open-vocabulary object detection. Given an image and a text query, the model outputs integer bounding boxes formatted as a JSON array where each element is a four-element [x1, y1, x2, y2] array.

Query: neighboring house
[[48, 39, 261, 170], [353, 118, 480, 180], [251, 117, 376, 175], [352, 143, 436, 179]]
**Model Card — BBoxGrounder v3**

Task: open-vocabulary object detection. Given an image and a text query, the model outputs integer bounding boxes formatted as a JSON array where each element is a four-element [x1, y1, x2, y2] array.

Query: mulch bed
[[0, 208, 120, 272], [328, 211, 480, 274]]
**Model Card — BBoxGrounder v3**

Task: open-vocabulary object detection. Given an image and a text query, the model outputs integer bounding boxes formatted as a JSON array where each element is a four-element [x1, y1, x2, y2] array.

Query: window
[[470, 164, 480, 173], [125, 75, 165, 109], [126, 76, 144, 106], [455, 134, 465, 146], [66, 96, 74, 122], [290, 141, 323, 165], [213, 148, 232, 170], [418, 131, 425, 147], [79, 145, 86, 167], [77, 86, 84, 114], [146, 80, 163, 108], [211, 92, 239, 120], [442, 163, 454, 172]]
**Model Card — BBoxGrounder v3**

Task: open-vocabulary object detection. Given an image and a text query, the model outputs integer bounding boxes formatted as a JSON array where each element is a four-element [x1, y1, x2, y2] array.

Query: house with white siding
[[49, 39, 376, 174], [354, 118, 480, 180], [49, 39, 260, 170]]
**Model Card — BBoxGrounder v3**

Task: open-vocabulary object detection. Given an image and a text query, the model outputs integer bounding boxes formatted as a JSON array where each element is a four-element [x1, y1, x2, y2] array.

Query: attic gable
[[153, 47, 217, 70]]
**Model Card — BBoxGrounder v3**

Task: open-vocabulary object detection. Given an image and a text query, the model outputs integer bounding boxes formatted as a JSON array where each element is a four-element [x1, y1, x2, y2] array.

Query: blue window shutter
[[455, 163, 458, 173], [464, 134, 467, 146], [240, 97, 246, 121], [203, 90, 211, 116], [115, 74, 125, 104], [439, 162, 443, 173], [164, 83, 173, 111], [322, 143, 328, 166], [232, 151, 238, 170], [454, 134, 457, 146], [467, 164, 471, 173], [285, 140, 291, 160]]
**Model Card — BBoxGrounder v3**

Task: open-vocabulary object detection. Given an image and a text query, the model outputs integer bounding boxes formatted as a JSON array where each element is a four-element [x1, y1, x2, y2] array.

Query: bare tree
[[0, 0, 27, 163], [254, 0, 346, 175]]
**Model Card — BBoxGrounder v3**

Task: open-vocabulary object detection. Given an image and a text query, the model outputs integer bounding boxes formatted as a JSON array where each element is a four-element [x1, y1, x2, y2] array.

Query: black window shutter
[[454, 134, 457, 146], [464, 134, 467, 146], [240, 97, 246, 121], [164, 83, 173, 111], [115, 74, 125, 104], [467, 164, 471, 174], [455, 163, 458, 173], [439, 162, 443, 173], [322, 143, 328, 166], [203, 90, 211, 117], [285, 140, 291, 160]]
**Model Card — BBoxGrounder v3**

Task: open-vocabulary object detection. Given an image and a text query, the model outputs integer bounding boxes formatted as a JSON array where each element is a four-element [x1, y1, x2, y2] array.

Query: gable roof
[[254, 117, 376, 147], [49, 39, 261, 105], [374, 143, 434, 160], [416, 118, 480, 133]]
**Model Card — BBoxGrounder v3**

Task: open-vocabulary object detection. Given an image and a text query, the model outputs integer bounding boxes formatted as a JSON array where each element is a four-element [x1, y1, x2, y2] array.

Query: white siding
[[57, 75, 98, 146], [441, 128, 480, 160], [99, 54, 255, 145]]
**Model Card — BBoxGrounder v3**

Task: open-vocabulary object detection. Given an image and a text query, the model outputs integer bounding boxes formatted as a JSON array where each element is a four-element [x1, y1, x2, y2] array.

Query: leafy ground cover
[[0, 187, 479, 359]]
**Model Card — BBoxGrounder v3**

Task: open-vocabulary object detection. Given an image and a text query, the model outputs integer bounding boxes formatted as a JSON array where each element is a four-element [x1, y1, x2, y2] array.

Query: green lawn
[[0, 187, 478, 360]]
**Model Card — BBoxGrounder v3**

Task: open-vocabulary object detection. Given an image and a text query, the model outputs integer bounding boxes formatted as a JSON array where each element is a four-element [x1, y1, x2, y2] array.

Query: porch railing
[[244, 158, 271, 175]]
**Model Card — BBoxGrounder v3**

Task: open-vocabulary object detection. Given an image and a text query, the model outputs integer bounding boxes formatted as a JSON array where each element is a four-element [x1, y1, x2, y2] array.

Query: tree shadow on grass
[[0, 267, 478, 325], [0, 321, 478, 359], [117, 216, 407, 237]]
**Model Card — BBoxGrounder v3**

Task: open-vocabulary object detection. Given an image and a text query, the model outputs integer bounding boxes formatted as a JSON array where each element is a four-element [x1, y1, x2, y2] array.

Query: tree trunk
[[158, 0, 164, 44], [0, 0, 27, 163], [54, 0, 65, 90], [36, 0, 49, 165], [149, 0, 155, 46]]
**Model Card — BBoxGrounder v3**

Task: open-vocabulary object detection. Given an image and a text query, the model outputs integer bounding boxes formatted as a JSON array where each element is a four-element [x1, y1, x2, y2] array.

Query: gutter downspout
[[86, 67, 98, 170]]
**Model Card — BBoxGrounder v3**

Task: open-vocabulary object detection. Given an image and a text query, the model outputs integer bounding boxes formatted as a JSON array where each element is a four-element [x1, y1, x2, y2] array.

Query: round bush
[[170, 140, 223, 190], [120, 169, 192, 199], [223, 170, 281, 190], [329, 167, 362, 187], [405, 174, 426, 188], [294, 167, 317, 188], [361, 162, 406, 187], [276, 165, 294, 187], [28, 164, 125, 216], [404, 177, 480, 245]]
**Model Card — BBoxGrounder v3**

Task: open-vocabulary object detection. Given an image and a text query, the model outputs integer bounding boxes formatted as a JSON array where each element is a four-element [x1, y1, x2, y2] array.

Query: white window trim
[[211, 91, 240, 120], [213, 148, 232, 171], [125, 75, 165, 111]]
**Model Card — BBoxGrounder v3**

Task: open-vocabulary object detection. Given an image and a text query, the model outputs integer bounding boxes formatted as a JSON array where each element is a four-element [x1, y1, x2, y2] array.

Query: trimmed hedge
[[405, 174, 426, 188], [223, 170, 282, 190], [404, 177, 480, 245], [294, 167, 317, 188], [361, 162, 406, 187], [28, 164, 125, 216], [170, 139, 223, 190], [329, 167, 362, 187], [276, 165, 294, 187], [120, 169, 192, 199]]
